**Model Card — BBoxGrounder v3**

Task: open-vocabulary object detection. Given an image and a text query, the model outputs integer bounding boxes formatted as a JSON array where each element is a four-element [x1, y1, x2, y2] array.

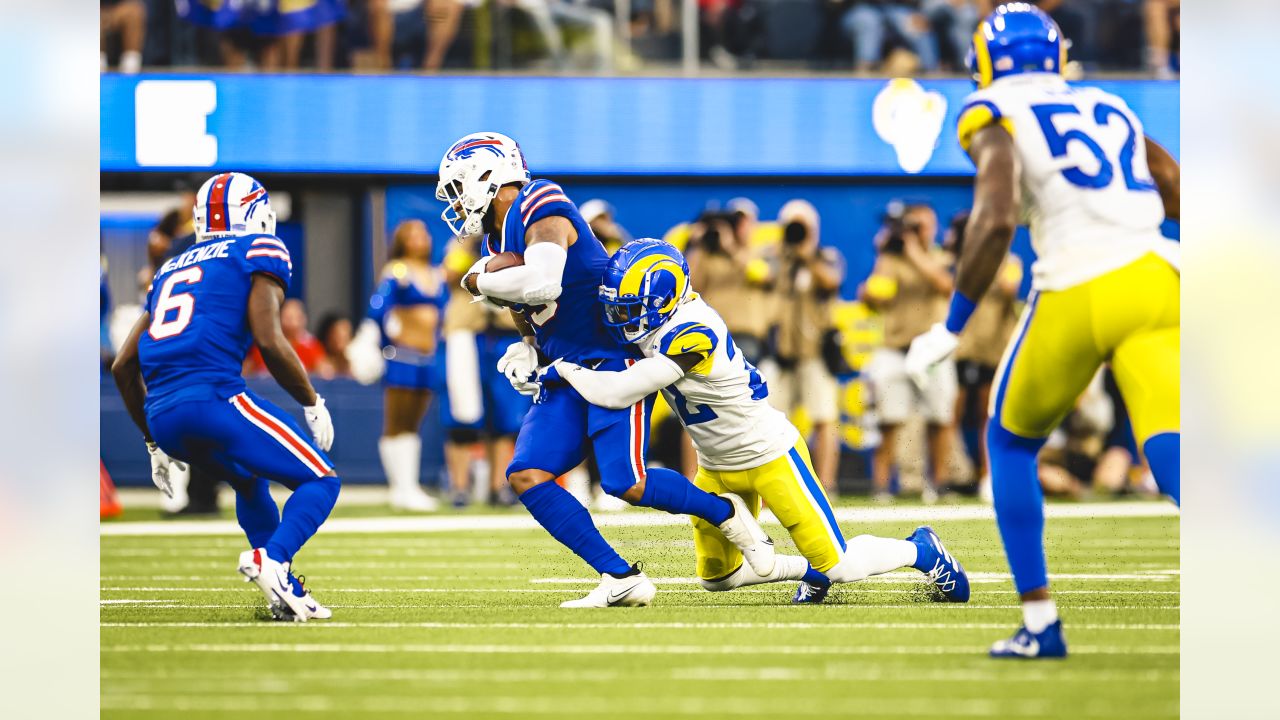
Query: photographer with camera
[[686, 199, 774, 365], [860, 202, 957, 503], [767, 199, 845, 493]]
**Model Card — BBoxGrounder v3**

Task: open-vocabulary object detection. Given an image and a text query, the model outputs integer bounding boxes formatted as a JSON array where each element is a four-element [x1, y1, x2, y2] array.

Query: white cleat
[[390, 486, 440, 512], [560, 564, 657, 608], [267, 573, 333, 621], [716, 493, 776, 576], [237, 548, 313, 622]]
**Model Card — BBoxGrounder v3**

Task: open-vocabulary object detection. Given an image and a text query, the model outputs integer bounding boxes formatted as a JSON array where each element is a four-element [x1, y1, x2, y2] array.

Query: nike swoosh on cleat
[[607, 583, 643, 603], [305, 604, 317, 613]]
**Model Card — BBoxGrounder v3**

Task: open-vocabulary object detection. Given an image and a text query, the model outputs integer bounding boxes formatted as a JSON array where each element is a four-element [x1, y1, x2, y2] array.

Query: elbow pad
[[518, 242, 566, 304]]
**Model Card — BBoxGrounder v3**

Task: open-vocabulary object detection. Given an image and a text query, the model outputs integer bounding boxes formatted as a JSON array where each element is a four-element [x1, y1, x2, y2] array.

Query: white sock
[[120, 50, 142, 74], [1023, 599, 1058, 634], [826, 535, 918, 583], [700, 554, 810, 591], [379, 434, 423, 494]]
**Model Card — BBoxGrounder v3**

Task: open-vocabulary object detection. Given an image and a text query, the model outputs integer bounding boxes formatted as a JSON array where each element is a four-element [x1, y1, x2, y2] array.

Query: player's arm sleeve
[[558, 355, 686, 410], [658, 322, 719, 375], [475, 239, 567, 304], [243, 236, 293, 291], [957, 96, 1015, 154]]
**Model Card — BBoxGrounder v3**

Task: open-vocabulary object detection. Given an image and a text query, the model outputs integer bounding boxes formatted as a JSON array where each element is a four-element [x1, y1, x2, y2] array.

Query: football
[[485, 251, 525, 272]]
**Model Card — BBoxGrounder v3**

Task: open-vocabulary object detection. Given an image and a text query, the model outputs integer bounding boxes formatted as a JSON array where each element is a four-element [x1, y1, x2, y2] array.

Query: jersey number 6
[[148, 266, 204, 340]]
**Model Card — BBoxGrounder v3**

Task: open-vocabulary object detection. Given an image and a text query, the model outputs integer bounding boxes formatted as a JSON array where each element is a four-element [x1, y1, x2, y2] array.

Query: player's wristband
[[944, 292, 978, 334]]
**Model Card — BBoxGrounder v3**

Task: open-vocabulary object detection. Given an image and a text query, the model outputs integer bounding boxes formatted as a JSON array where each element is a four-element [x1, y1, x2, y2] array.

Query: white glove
[[146, 441, 187, 499], [496, 341, 540, 395], [905, 323, 960, 391], [461, 255, 489, 295], [347, 319, 386, 385], [304, 396, 335, 452]]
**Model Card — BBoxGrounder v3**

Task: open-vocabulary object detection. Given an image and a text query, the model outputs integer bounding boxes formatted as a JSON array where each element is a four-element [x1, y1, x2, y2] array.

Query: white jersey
[[639, 297, 799, 471], [957, 74, 1178, 291]]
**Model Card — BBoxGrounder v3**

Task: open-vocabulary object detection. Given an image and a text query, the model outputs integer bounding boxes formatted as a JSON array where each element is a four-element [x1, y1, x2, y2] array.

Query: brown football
[[485, 251, 525, 272]]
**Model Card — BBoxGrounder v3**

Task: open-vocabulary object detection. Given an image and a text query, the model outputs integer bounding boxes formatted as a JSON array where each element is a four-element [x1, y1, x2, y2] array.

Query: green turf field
[[101, 505, 1178, 719]]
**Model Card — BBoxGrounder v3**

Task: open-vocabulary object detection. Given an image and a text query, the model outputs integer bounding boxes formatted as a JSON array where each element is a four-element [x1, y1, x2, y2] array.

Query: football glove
[[905, 323, 960, 391], [146, 442, 187, 499], [496, 341, 540, 395], [304, 396, 335, 452]]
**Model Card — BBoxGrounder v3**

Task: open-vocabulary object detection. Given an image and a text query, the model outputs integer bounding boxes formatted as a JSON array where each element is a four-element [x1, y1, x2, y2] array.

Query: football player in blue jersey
[[111, 172, 340, 622], [438, 132, 775, 607]]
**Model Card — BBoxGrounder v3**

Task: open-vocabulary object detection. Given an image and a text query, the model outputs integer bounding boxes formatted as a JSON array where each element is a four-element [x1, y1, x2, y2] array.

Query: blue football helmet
[[965, 3, 1065, 89], [599, 238, 692, 344]]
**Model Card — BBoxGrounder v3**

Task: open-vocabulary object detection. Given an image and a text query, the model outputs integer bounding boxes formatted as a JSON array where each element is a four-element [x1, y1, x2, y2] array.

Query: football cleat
[[990, 620, 1068, 659], [560, 564, 657, 608], [269, 573, 332, 622], [791, 580, 831, 604], [238, 548, 313, 622], [716, 493, 776, 576], [908, 526, 971, 603]]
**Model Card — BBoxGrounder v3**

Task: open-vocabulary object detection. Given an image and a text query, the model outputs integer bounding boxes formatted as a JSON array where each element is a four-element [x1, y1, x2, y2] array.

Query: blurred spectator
[[686, 201, 773, 365], [101, 252, 114, 371], [138, 182, 198, 298], [860, 202, 955, 502], [768, 199, 845, 492], [843, 1, 940, 73], [1037, 369, 1114, 499], [1144, 0, 1179, 78], [244, 299, 331, 376], [317, 312, 355, 379], [438, 235, 528, 507], [926, 0, 988, 70], [101, 0, 146, 73], [945, 210, 1021, 494], [580, 199, 632, 255], [424, 0, 475, 70], [179, 0, 345, 70], [700, 0, 763, 69]]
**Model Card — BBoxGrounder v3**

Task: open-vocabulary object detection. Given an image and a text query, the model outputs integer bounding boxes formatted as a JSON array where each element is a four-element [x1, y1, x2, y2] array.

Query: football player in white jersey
[[540, 238, 971, 604], [905, 3, 1181, 657]]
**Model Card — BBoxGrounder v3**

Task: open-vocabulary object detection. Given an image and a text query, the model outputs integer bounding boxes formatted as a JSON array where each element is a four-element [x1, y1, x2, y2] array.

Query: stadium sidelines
[[101, 500, 1176, 537]]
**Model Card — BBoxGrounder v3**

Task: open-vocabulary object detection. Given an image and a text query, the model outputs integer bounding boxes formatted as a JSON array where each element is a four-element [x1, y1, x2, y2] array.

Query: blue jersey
[[138, 234, 293, 414], [485, 180, 630, 364]]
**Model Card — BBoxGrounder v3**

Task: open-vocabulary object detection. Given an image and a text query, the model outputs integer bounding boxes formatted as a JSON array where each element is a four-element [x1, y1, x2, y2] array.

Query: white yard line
[[99, 620, 1179, 630], [100, 641, 1178, 656], [101, 501, 1177, 537]]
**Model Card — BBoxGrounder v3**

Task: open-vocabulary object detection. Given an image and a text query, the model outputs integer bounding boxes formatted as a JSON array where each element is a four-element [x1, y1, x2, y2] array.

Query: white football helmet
[[436, 132, 531, 237], [193, 172, 277, 243]]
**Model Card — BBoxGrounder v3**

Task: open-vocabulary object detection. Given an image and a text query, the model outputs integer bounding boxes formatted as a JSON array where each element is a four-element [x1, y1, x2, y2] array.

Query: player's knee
[[598, 467, 640, 500], [823, 551, 871, 584], [699, 566, 745, 592], [507, 468, 553, 495]]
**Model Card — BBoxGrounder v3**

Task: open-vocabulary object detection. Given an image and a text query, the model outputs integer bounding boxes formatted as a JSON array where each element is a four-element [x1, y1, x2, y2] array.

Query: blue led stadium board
[[101, 74, 1178, 176]]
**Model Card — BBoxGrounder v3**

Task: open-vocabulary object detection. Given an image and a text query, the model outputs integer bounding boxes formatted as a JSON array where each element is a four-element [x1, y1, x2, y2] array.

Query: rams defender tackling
[[906, 4, 1181, 657], [549, 239, 971, 603], [438, 132, 774, 607], [111, 173, 340, 622]]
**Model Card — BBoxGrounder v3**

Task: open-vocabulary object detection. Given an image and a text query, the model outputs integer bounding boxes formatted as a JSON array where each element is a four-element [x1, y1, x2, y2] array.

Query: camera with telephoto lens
[[880, 200, 923, 255]]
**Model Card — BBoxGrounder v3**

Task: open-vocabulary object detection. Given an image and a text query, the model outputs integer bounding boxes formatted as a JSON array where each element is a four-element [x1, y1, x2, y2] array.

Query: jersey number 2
[[148, 267, 204, 340], [1030, 102, 1157, 192]]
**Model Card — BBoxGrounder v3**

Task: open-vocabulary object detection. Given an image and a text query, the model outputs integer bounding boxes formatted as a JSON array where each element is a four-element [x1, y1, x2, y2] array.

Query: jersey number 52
[[148, 267, 204, 340], [1031, 102, 1158, 193]]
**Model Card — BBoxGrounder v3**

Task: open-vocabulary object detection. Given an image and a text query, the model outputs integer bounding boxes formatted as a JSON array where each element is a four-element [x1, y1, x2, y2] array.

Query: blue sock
[[234, 478, 280, 549], [520, 481, 631, 576], [802, 566, 831, 587], [638, 467, 732, 525], [1144, 432, 1180, 506], [987, 422, 1049, 595], [266, 476, 341, 564]]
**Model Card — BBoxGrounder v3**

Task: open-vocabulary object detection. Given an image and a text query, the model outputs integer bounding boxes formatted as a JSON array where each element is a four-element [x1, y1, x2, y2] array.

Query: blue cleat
[[989, 620, 1068, 659], [792, 581, 830, 604], [908, 526, 971, 602]]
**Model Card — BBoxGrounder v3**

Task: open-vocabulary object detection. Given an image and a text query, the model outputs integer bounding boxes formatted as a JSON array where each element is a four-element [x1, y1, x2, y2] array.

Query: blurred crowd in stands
[[101, 184, 1165, 514], [103, 0, 1179, 75]]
